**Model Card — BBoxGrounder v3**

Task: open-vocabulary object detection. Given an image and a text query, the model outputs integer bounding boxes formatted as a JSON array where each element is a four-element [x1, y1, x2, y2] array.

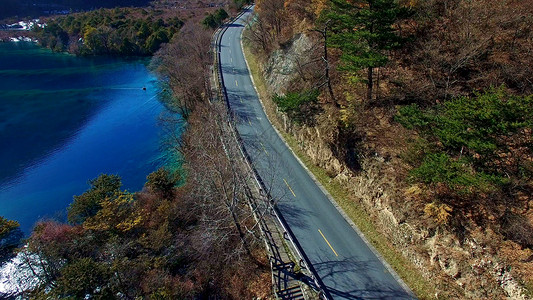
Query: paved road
[[219, 7, 415, 300]]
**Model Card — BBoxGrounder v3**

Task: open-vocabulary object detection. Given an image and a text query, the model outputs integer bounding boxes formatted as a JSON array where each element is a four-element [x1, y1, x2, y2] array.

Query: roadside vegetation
[[22, 163, 268, 298], [202, 8, 229, 29], [245, 0, 533, 298]]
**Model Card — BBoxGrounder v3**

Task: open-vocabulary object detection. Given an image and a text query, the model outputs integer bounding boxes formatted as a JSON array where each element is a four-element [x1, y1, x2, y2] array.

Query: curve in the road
[[218, 7, 416, 300]]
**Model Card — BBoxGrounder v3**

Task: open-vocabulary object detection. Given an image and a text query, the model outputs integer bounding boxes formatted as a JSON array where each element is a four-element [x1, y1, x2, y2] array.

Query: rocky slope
[[251, 33, 532, 299]]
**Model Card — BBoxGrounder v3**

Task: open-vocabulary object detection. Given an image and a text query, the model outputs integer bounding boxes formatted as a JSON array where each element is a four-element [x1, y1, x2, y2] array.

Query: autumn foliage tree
[[0, 217, 19, 237], [67, 174, 122, 224], [146, 167, 178, 199], [34, 8, 183, 55], [22, 166, 266, 298]]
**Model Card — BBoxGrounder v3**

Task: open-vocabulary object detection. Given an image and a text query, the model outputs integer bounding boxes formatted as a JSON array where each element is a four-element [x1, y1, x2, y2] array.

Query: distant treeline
[[33, 8, 183, 56], [1, 0, 152, 19]]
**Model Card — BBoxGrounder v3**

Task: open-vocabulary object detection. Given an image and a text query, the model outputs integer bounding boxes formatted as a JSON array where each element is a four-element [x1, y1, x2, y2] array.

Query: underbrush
[[396, 87, 533, 246]]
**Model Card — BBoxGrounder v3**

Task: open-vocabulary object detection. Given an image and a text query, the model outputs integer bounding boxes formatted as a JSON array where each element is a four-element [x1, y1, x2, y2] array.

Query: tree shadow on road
[[312, 255, 414, 299]]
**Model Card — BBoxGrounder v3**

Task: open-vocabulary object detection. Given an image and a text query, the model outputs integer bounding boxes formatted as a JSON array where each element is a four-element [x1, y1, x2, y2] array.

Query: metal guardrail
[[211, 6, 332, 300]]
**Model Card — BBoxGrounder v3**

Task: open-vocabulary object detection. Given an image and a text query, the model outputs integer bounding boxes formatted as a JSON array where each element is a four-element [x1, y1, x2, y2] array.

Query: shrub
[[68, 174, 122, 224], [398, 87, 532, 191], [410, 153, 506, 192], [273, 89, 320, 123], [397, 87, 533, 156], [0, 216, 19, 238], [202, 9, 229, 29], [55, 258, 112, 298], [395, 103, 431, 130], [411, 153, 476, 187], [424, 202, 453, 226], [146, 168, 179, 199]]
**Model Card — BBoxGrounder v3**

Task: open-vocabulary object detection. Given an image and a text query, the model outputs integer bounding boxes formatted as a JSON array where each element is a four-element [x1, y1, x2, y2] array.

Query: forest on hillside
[[32, 8, 185, 55], [246, 0, 532, 298], [0, 0, 153, 19]]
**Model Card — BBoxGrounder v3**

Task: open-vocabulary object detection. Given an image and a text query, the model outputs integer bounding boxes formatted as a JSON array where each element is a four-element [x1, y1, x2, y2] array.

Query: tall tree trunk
[[376, 67, 380, 101], [323, 21, 337, 107], [317, 20, 337, 107], [367, 67, 373, 101], [229, 205, 253, 257]]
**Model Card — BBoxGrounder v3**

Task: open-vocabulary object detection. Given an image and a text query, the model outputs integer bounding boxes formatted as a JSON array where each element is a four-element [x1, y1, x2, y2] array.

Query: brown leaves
[[155, 22, 212, 116], [31, 221, 79, 245], [424, 202, 453, 226], [398, 0, 533, 101]]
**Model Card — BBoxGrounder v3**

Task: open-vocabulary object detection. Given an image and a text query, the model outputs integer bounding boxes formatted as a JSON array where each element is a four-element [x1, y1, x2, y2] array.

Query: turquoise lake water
[[0, 42, 176, 234]]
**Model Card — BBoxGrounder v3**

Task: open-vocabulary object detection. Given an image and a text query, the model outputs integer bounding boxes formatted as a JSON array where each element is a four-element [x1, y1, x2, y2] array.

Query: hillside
[[0, 0, 154, 19], [244, 0, 533, 298]]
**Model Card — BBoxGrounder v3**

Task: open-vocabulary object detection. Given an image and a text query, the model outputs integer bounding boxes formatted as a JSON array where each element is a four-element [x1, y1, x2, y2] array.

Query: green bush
[[395, 103, 431, 130], [397, 87, 533, 155], [412, 153, 473, 186], [55, 258, 112, 298], [411, 153, 508, 192], [68, 174, 122, 224], [434, 89, 527, 154], [0, 216, 19, 238], [233, 0, 253, 9], [202, 9, 229, 29], [273, 89, 320, 123], [146, 168, 179, 199], [398, 87, 529, 192]]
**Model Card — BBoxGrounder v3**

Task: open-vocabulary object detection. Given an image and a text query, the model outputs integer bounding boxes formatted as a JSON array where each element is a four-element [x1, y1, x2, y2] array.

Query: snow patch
[[0, 248, 42, 297]]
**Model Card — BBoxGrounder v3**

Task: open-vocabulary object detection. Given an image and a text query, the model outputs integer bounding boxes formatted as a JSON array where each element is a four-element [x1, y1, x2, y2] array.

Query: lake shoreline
[[0, 40, 180, 294], [0, 41, 174, 234]]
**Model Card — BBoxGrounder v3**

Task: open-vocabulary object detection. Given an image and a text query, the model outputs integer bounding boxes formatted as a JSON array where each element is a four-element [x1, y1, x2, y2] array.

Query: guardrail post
[[299, 259, 306, 269]]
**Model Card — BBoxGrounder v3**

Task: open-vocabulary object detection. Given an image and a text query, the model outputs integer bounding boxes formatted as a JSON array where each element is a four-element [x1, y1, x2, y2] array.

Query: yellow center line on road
[[318, 229, 339, 257], [283, 178, 296, 198], [248, 118, 252, 126], [260, 142, 268, 155], [235, 80, 238, 87]]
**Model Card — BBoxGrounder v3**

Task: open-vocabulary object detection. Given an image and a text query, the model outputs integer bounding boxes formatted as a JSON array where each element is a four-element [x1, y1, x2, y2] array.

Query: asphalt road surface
[[219, 7, 415, 300]]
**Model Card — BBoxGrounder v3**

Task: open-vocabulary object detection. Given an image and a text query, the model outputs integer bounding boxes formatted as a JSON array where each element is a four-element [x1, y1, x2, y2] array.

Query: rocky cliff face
[[258, 33, 530, 299], [263, 34, 313, 95]]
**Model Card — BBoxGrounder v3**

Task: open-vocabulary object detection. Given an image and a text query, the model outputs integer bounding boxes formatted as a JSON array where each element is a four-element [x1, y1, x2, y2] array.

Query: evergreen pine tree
[[324, 0, 411, 101]]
